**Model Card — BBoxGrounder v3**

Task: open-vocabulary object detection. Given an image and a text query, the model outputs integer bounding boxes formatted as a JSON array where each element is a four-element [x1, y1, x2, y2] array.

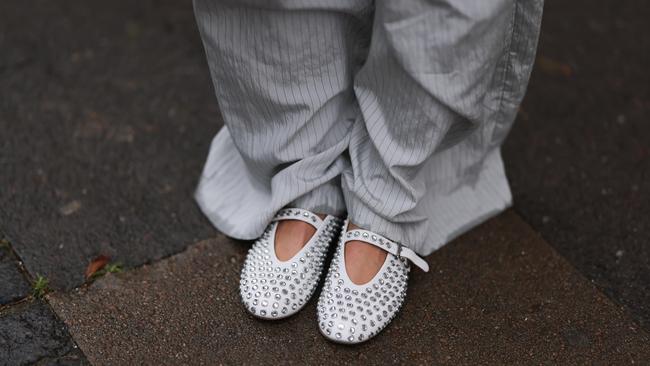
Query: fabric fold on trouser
[[193, 0, 543, 255]]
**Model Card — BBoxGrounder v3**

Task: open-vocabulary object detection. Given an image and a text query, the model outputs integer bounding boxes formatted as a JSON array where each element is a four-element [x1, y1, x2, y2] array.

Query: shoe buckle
[[395, 242, 403, 259]]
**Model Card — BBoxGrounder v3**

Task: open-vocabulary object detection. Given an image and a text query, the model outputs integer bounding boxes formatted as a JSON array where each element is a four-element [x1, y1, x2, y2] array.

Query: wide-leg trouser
[[193, 0, 543, 255]]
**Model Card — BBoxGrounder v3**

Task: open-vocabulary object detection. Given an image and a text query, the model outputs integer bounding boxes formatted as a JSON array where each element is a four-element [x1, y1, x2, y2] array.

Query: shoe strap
[[343, 228, 430, 272], [271, 208, 324, 229]]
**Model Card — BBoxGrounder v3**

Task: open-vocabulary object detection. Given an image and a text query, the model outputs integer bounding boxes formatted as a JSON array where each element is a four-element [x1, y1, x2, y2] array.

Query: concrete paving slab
[[0, 0, 218, 290], [48, 211, 650, 365], [0, 299, 86, 366], [504, 0, 650, 329], [0, 243, 30, 305]]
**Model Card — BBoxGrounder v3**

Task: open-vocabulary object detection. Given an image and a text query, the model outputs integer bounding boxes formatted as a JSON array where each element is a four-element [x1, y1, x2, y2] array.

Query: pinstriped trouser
[[193, 0, 543, 255]]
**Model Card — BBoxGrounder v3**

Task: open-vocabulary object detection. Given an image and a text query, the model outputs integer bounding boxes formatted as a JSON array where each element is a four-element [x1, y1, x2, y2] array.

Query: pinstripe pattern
[[193, 0, 543, 255]]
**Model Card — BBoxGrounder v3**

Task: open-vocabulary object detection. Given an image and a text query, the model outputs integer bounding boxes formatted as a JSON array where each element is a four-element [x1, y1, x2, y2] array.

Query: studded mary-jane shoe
[[317, 220, 429, 344], [240, 208, 343, 320]]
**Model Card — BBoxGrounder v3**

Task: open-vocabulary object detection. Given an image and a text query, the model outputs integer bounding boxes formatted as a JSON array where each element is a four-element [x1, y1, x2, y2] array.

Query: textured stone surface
[[39, 349, 89, 366], [0, 244, 31, 305], [0, 0, 218, 291], [0, 299, 82, 366], [505, 0, 650, 329], [49, 211, 650, 365]]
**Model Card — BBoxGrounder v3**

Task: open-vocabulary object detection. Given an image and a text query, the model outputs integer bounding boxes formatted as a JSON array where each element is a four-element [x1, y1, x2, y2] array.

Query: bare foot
[[345, 222, 388, 285], [275, 213, 327, 261]]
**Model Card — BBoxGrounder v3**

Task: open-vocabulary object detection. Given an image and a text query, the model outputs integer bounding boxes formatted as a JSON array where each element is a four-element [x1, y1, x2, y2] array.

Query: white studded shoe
[[317, 220, 429, 344], [240, 208, 342, 320]]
